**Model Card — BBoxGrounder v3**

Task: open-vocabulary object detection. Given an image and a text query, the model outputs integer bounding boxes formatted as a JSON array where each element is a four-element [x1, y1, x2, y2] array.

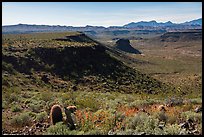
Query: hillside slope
[[2, 32, 174, 94]]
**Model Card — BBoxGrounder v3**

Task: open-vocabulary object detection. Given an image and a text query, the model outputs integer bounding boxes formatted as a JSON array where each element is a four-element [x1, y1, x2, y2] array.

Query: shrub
[[165, 97, 183, 107], [10, 112, 32, 127], [190, 98, 202, 105], [2, 61, 16, 74], [180, 111, 202, 123], [41, 91, 53, 102], [36, 111, 47, 122], [2, 76, 11, 87], [76, 110, 95, 132], [128, 99, 157, 108], [29, 103, 42, 113], [21, 92, 32, 98], [45, 122, 83, 135], [24, 99, 31, 104], [45, 122, 70, 135], [126, 112, 160, 135], [75, 95, 101, 111], [2, 100, 7, 109], [83, 128, 106, 135], [197, 123, 202, 134], [156, 111, 168, 122], [28, 111, 37, 118], [11, 105, 21, 112], [167, 115, 177, 125], [61, 93, 71, 102], [182, 104, 193, 111], [163, 124, 182, 135], [114, 129, 135, 135], [3, 92, 19, 104]]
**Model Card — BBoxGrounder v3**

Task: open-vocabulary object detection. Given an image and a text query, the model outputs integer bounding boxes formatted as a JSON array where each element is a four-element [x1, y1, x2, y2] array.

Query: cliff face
[[115, 39, 141, 54], [2, 32, 172, 94]]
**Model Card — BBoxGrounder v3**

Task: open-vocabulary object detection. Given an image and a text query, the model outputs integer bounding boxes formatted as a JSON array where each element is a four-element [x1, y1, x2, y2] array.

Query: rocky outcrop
[[115, 39, 141, 54]]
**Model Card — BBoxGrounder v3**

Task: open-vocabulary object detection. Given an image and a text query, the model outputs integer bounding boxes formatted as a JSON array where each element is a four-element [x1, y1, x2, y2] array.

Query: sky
[[2, 2, 202, 27]]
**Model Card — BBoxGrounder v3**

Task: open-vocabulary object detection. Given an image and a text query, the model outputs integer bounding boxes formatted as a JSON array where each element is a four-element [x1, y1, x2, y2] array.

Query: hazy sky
[[2, 2, 202, 27]]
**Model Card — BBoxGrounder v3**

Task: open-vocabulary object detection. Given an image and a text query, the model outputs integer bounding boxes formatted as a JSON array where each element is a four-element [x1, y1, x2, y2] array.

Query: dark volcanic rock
[[115, 39, 141, 54]]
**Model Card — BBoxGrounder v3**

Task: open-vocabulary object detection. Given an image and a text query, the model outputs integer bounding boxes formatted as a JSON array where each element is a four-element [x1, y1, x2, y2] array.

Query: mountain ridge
[[2, 18, 202, 34], [123, 18, 202, 28]]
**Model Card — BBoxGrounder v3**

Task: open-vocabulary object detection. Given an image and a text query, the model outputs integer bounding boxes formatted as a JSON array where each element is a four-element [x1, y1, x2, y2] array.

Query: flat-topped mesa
[[54, 33, 96, 43], [2, 32, 99, 49], [49, 33, 100, 48]]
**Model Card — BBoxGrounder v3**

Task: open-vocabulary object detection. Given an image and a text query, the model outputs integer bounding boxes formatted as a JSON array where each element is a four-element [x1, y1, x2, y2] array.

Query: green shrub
[[156, 111, 168, 122], [83, 128, 106, 135], [190, 98, 202, 104], [61, 93, 71, 102], [61, 93, 73, 106], [29, 103, 42, 113], [197, 123, 202, 134], [182, 103, 193, 111], [3, 87, 21, 104], [36, 111, 47, 122], [41, 91, 53, 102], [75, 95, 101, 111], [167, 115, 177, 125], [126, 112, 160, 135], [114, 129, 135, 135], [180, 111, 202, 123], [45, 122, 70, 135], [10, 112, 32, 127], [163, 124, 182, 135], [128, 99, 157, 108], [7, 93, 19, 104], [24, 99, 31, 104], [165, 97, 183, 106], [2, 61, 16, 74], [11, 105, 21, 112], [45, 122, 83, 135], [2, 76, 11, 87], [28, 111, 37, 118], [2, 101, 7, 109]]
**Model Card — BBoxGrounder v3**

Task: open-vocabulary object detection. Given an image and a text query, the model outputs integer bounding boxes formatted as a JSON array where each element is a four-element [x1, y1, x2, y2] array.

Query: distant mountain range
[[123, 18, 202, 28], [181, 18, 202, 26], [123, 21, 174, 28], [2, 18, 202, 34]]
